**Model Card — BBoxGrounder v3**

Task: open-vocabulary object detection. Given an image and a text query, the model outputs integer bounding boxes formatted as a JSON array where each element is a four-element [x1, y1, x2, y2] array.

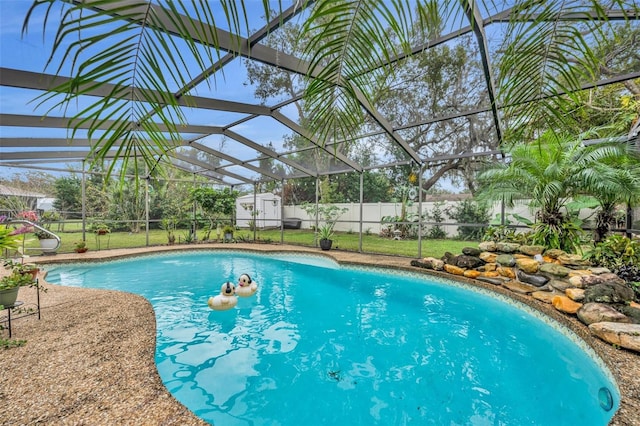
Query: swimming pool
[[45, 250, 619, 425]]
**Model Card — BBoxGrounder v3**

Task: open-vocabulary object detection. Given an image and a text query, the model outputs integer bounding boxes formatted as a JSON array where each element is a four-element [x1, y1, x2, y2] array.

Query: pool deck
[[1, 243, 639, 425]]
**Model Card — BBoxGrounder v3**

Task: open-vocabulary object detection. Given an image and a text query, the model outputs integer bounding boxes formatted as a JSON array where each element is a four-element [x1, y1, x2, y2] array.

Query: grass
[[15, 227, 478, 260]]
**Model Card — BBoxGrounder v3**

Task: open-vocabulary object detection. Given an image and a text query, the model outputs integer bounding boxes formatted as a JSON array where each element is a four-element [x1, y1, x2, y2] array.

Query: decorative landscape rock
[[431, 258, 445, 271], [569, 274, 606, 288], [422, 257, 445, 271], [577, 303, 631, 325], [463, 270, 481, 279], [544, 249, 566, 259], [539, 263, 571, 279], [476, 276, 506, 286], [516, 269, 549, 287], [565, 288, 585, 302], [568, 269, 592, 278], [589, 322, 640, 353], [409, 240, 640, 353], [532, 291, 562, 304], [596, 273, 626, 286], [552, 296, 582, 314], [483, 262, 498, 272], [498, 266, 516, 279], [455, 255, 484, 269], [479, 252, 497, 263], [618, 305, 640, 324], [584, 283, 635, 304], [411, 257, 445, 271], [515, 258, 540, 274], [441, 252, 458, 265], [462, 247, 481, 257], [495, 254, 516, 267], [519, 245, 546, 256], [557, 254, 590, 267], [478, 241, 496, 252], [588, 267, 611, 275], [502, 280, 538, 294], [410, 259, 429, 269], [444, 264, 465, 276], [549, 279, 573, 292], [495, 242, 520, 253]]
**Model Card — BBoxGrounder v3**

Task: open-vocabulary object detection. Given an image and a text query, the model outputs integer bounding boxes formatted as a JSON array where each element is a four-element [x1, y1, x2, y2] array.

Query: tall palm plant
[[21, 0, 638, 178], [477, 131, 629, 252], [586, 156, 640, 243]]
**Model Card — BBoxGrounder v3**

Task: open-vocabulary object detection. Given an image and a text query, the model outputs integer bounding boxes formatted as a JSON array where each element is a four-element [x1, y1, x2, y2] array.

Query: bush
[[424, 202, 447, 239], [445, 200, 490, 241], [584, 235, 640, 270]]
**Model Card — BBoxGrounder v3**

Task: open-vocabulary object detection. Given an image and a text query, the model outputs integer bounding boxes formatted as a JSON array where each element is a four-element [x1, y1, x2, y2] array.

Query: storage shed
[[235, 193, 281, 229]]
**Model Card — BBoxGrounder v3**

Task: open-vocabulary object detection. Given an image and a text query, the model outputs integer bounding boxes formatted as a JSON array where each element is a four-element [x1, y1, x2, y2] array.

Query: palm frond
[[300, 0, 445, 145], [497, 0, 634, 143], [22, 0, 262, 180]]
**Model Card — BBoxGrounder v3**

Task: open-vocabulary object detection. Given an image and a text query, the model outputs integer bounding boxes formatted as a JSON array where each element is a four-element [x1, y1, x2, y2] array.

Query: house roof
[[0, 183, 47, 198]]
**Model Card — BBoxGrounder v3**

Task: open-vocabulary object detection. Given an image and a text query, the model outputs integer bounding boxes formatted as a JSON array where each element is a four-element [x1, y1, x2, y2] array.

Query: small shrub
[[236, 233, 253, 242], [445, 200, 490, 241], [424, 202, 447, 239], [0, 337, 27, 349], [584, 235, 640, 270], [529, 218, 584, 253], [182, 231, 194, 244]]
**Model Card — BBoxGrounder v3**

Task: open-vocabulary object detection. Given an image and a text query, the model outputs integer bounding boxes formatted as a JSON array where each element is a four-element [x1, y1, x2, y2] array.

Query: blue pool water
[[45, 251, 619, 425]]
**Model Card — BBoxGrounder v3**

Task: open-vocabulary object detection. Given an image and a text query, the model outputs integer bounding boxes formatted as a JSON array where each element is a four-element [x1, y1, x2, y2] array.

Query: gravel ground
[[1, 245, 638, 425]]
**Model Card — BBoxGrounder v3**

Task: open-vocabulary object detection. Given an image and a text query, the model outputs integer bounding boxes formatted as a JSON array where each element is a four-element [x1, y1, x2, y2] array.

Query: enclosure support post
[[81, 161, 86, 242], [253, 183, 258, 242], [280, 179, 285, 245], [315, 177, 320, 247], [145, 168, 150, 247], [359, 172, 364, 253], [417, 165, 423, 258], [192, 174, 197, 242]]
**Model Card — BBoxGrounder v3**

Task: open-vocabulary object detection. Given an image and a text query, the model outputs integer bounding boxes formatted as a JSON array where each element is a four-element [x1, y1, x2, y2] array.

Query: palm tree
[[21, 0, 638, 178], [586, 156, 640, 243], [477, 131, 630, 251]]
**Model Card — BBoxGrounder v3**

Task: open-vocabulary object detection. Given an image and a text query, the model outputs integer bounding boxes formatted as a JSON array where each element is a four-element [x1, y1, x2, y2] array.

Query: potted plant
[[33, 228, 58, 253], [3, 259, 39, 280], [0, 271, 36, 307], [222, 224, 235, 243], [317, 224, 334, 251], [74, 241, 89, 253], [92, 223, 111, 235]]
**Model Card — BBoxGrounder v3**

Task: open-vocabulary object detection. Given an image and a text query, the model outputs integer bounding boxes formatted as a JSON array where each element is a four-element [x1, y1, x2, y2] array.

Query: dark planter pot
[[74, 248, 89, 253], [319, 238, 333, 251]]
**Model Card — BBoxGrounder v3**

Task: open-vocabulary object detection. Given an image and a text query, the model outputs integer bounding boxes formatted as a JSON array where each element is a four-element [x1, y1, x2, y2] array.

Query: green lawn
[[17, 227, 478, 259], [238, 229, 475, 258]]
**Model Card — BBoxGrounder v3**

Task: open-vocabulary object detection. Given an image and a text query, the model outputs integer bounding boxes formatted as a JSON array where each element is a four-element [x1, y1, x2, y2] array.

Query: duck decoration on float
[[235, 273, 258, 297], [208, 281, 238, 311]]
